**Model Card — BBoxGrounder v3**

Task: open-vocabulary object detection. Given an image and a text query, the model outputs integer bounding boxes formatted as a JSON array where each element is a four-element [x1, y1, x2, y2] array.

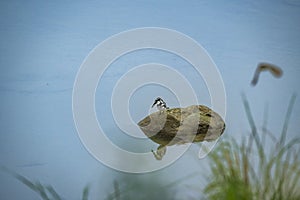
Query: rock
[[138, 105, 226, 160]]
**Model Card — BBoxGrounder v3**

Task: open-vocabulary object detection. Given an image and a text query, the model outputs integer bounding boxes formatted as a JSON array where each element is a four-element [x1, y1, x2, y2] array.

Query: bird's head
[[151, 97, 162, 107]]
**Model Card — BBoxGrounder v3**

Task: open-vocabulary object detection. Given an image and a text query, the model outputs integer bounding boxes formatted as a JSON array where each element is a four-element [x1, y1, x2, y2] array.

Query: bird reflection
[[251, 62, 283, 86]]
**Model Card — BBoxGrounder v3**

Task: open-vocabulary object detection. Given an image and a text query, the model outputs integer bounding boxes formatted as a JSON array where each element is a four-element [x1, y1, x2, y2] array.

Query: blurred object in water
[[251, 62, 283, 86]]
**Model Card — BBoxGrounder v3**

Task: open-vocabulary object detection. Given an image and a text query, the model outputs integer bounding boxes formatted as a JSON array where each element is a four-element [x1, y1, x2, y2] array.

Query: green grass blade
[[113, 180, 120, 200], [46, 185, 62, 200], [35, 182, 50, 200], [82, 184, 90, 200], [279, 93, 296, 147], [241, 93, 264, 159]]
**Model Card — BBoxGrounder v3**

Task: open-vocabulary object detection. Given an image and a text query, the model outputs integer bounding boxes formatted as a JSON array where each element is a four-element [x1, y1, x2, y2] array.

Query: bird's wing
[[251, 67, 261, 86], [258, 62, 283, 77], [251, 62, 283, 86]]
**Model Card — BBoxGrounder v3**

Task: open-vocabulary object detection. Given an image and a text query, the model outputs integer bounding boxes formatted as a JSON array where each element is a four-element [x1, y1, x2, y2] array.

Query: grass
[[203, 94, 300, 200], [1, 165, 197, 199], [0, 166, 72, 200], [1, 94, 299, 199], [2, 168, 91, 199]]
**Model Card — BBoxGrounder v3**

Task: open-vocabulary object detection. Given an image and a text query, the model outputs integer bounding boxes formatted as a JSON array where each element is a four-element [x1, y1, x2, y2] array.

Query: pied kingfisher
[[151, 97, 169, 112]]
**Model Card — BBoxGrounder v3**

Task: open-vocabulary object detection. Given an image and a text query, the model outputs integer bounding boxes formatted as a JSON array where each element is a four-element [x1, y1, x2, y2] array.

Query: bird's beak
[[151, 101, 156, 107]]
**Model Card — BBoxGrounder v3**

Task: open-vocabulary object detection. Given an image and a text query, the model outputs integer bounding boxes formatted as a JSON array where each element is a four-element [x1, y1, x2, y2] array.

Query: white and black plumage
[[151, 97, 169, 111]]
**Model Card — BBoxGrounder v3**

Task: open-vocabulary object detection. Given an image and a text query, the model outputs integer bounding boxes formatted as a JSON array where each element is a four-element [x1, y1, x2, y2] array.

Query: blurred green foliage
[[204, 94, 300, 200]]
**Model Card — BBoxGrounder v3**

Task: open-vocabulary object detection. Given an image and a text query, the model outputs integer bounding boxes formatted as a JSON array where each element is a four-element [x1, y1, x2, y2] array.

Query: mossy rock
[[138, 105, 226, 160]]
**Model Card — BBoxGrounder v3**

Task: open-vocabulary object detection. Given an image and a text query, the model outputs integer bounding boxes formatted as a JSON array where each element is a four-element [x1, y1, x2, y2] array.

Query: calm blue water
[[1, 0, 299, 199]]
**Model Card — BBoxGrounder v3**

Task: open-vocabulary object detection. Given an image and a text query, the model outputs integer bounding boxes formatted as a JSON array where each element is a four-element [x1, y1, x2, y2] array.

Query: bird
[[251, 62, 283, 86], [151, 97, 169, 111]]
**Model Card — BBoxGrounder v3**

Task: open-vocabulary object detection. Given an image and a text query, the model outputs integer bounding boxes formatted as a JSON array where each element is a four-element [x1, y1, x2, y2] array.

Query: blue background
[[1, 0, 300, 199]]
